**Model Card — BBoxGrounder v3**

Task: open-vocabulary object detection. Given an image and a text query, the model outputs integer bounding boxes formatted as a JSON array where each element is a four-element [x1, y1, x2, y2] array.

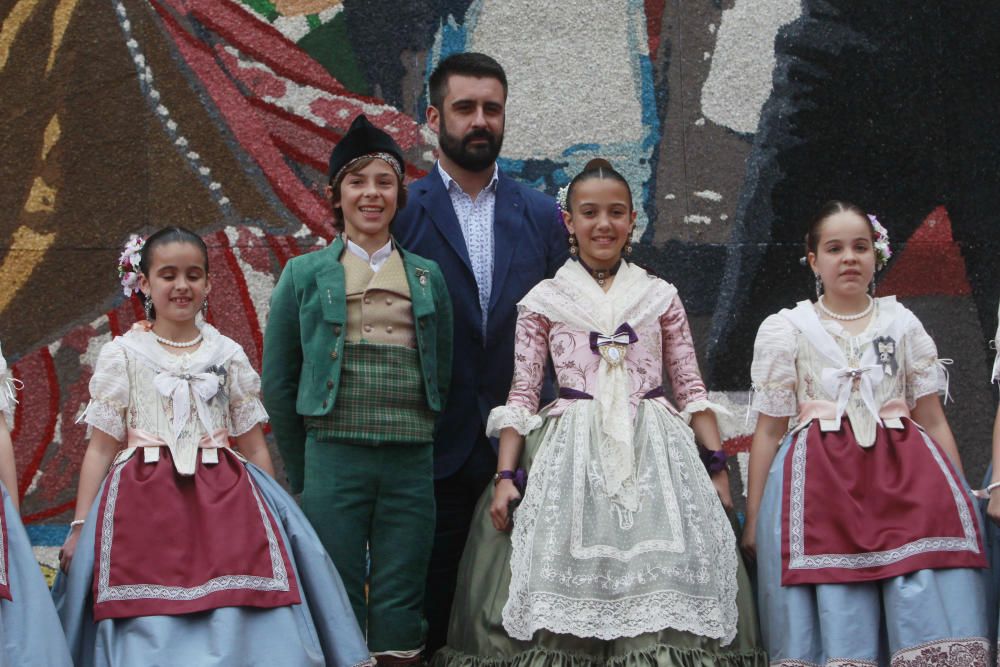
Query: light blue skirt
[[53, 464, 372, 667], [758, 431, 992, 666], [0, 483, 72, 666]]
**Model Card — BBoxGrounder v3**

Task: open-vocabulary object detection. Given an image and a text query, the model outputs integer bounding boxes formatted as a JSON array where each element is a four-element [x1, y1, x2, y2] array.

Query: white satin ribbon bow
[[820, 363, 884, 427], [153, 370, 221, 474], [593, 331, 632, 347], [1, 374, 21, 406]]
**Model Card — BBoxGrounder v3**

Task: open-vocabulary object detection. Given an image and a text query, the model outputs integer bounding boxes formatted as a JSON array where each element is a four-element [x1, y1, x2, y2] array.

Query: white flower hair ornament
[[118, 234, 146, 298], [868, 214, 892, 270]]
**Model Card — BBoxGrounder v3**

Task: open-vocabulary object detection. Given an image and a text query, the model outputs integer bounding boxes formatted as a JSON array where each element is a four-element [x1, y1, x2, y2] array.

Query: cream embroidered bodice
[[751, 297, 948, 445], [83, 325, 268, 473]]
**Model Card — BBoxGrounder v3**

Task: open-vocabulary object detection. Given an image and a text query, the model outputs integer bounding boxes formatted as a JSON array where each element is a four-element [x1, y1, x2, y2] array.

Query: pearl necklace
[[154, 332, 203, 348], [816, 295, 875, 321]]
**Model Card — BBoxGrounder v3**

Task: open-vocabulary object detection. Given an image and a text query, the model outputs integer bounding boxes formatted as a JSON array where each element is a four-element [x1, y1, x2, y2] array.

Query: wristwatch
[[493, 470, 517, 485]]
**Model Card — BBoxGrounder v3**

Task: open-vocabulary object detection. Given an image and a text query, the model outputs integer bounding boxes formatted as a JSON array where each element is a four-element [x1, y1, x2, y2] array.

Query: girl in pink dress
[[432, 159, 765, 666]]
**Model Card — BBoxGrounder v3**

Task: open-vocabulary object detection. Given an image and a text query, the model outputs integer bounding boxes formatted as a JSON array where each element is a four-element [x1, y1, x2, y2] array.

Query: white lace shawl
[[518, 260, 675, 512], [81, 325, 268, 475]]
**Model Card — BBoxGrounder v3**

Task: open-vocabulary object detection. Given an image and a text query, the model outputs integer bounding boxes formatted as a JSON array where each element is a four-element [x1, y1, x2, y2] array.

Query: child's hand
[[490, 480, 522, 532], [740, 516, 757, 563], [711, 468, 734, 512], [988, 492, 1000, 528], [59, 525, 83, 573]]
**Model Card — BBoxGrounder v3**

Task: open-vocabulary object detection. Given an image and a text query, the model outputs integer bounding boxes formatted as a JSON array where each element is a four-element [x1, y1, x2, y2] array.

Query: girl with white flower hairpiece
[[54, 227, 371, 667], [744, 200, 990, 666]]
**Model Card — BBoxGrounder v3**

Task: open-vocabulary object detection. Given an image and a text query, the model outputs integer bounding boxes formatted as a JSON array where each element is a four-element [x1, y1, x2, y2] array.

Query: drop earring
[[568, 233, 578, 256], [814, 274, 823, 300], [202, 295, 209, 319], [143, 295, 153, 320]]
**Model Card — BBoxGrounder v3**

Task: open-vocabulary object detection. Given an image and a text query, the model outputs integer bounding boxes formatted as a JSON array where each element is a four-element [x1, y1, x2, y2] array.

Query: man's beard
[[438, 117, 504, 173]]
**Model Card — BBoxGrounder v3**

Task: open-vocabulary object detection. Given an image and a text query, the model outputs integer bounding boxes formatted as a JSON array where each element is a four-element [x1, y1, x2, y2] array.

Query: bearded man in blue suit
[[393, 52, 567, 655]]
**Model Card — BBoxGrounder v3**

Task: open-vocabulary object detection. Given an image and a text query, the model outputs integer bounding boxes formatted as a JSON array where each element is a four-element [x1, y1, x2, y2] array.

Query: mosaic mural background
[[2, 0, 1000, 578]]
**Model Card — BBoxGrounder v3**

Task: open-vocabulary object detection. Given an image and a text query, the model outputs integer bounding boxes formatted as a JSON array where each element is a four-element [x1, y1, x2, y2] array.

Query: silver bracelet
[[69, 519, 85, 528], [986, 481, 1000, 495]]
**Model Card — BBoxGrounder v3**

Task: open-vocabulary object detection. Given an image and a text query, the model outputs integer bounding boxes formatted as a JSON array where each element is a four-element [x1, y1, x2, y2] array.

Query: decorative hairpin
[[868, 214, 892, 270], [118, 234, 145, 298], [556, 185, 569, 214]]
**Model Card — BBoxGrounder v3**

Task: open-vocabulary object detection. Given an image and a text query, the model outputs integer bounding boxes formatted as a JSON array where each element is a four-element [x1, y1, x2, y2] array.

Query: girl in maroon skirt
[[743, 201, 990, 666], [54, 227, 371, 667]]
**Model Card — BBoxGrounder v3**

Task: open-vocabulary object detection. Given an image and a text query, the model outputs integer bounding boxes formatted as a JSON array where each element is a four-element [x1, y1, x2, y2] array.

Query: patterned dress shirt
[[437, 162, 498, 335]]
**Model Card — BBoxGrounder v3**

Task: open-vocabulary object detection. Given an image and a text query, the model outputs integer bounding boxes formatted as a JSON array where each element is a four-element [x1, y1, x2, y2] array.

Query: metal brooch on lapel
[[872, 335, 898, 377], [415, 268, 428, 286]]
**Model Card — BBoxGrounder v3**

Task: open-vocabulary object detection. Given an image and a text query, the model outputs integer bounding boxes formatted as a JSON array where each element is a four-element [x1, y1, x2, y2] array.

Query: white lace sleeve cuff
[[908, 358, 952, 406], [681, 398, 733, 421], [80, 398, 127, 442], [486, 405, 542, 437], [750, 385, 798, 418], [230, 397, 269, 437]]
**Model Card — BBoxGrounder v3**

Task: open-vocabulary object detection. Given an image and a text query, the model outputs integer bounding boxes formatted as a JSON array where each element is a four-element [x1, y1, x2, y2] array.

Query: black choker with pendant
[[576, 257, 622, 287]]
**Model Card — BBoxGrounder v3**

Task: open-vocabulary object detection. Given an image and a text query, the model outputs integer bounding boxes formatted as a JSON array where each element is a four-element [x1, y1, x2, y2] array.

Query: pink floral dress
[[486, 259, 739, 644]]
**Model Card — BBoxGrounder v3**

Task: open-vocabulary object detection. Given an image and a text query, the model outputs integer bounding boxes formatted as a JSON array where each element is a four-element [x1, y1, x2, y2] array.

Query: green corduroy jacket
[[262, 236, 453, 493]]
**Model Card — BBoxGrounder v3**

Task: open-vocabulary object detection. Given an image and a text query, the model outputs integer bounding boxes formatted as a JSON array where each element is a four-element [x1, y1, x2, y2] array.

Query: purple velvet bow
[[589, 322, 638, 355]]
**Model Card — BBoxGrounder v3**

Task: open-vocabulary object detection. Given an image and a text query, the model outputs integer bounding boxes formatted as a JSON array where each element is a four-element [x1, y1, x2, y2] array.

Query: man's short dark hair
[[428, 52, 508, 110]]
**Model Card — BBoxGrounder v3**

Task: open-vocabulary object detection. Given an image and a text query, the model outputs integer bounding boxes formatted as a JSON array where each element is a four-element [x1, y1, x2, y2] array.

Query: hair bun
[[583, 158, 614, 172]]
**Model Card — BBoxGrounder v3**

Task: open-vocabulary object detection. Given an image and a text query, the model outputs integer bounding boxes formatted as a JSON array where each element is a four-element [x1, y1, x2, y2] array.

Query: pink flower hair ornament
[[118, 234, 145, 298], [868, 214, 892, 270]]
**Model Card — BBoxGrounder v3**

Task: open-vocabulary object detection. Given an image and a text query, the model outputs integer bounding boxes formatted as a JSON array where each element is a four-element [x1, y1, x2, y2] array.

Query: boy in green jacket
[[262, 115, 452, 666]]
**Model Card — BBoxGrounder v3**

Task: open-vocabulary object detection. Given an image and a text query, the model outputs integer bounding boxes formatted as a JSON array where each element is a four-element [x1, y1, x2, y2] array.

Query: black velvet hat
[[327, 114, 404, 184]]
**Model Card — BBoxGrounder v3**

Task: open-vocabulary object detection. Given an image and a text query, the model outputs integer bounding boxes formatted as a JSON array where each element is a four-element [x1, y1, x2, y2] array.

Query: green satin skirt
[[432, 419, 768, 667]]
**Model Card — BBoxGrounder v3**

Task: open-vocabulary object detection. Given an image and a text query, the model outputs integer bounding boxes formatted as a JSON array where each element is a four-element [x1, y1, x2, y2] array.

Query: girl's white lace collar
[[121, 323, 227, 370]]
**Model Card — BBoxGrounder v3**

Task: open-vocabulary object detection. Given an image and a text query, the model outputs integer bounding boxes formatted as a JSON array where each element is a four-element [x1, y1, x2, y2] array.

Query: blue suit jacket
[[394, 168, 568, 478]]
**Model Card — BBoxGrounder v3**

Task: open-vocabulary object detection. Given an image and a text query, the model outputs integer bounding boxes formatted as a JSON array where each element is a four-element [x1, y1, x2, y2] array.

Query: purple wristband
[[494, 468, 528, 495], [699, 447, 728, 475]]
